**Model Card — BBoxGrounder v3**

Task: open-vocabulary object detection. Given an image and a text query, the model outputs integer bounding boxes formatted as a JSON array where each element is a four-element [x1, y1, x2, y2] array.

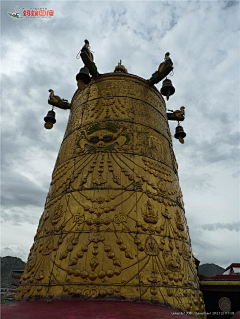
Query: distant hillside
[[199, 263, 225, 276], [1, 256, 26, 287]]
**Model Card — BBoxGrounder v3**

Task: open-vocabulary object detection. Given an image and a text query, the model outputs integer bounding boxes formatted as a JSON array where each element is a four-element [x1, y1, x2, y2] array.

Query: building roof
[[223, 264, 240, 275], [224, 263, 240, 271]]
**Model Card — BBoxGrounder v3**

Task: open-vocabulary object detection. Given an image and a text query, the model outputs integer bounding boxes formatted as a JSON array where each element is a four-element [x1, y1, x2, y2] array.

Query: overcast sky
[[1, 0, 239, 269]]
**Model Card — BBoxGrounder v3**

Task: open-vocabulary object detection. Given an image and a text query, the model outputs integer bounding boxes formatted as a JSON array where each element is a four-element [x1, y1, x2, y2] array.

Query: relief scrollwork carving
[[162, 250, 181, 273], [175, 210, 185, 232], [114, 213, 128, 225], [25, 250, 37, 273], [175, 289, 186, 312], [82, 287, 99, 298], [149, 135, 170, 164], [83, 96, 132, 124], [34, 210, 49, 239], [51, 203, 64, 225], [134, 129, 149, 154], [41, 237, 54, 255], [73, 212, 85, 226], [181, 242, 191, 262]]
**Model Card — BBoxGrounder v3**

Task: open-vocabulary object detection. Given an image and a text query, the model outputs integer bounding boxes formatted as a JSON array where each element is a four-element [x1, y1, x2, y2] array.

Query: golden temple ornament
[[16, 43, 205, 318], [114, 60, 128, 73]]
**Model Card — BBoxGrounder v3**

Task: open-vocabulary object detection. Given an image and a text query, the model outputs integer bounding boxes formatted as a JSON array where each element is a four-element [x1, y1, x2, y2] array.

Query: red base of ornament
[[1, 299, 194, 319]]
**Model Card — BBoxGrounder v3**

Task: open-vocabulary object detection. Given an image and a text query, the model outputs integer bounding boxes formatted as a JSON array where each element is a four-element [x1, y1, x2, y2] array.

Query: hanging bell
[[174, 125, 186, 144], [160, 78, 175, 100], [44, 109, 56, 130], [76, 66, 91, 90]]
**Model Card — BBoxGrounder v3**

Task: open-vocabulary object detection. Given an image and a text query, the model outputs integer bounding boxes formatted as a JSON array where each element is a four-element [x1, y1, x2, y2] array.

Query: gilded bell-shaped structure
[[174, 125, 187, 144], [44, 109, 56, 130], [15, 69, 205, 318], [161, 78, 175, 100]]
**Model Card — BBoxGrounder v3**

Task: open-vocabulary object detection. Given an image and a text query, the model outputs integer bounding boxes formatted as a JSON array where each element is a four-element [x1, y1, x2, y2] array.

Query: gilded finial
[[114, 60, 128, 73]]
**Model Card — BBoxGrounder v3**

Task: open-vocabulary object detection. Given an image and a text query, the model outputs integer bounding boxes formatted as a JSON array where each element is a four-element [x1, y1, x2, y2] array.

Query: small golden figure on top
[[158, 52, 173, 72], [148, 52, 173, 85], [48, 89, 70, 110], [167, 106, 185, 121], [76, 39, 99, 79], [81, 39, 94, 62]]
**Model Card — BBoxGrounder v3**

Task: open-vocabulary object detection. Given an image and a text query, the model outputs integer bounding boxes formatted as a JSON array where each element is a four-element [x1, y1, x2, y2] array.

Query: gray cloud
[[223, 1, 239, 10], [232, 170, 240, 179], [181, 173, 213, 192], [1, 206, 41, 226], [201, 222, 240, 232], [1, 169, 47, 208], [0, 245, 28, 262]]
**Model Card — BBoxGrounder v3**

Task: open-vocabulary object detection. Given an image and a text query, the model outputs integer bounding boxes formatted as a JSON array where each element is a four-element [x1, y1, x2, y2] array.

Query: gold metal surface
[[15, 73, 205, 318]]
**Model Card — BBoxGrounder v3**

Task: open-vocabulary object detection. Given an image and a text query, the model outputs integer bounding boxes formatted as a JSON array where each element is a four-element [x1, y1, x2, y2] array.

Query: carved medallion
[[218, 297, 231, 312]]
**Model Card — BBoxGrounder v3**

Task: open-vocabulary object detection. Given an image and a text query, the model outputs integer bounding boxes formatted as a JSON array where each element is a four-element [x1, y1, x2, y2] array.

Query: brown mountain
[[1, 256, 26, 287]]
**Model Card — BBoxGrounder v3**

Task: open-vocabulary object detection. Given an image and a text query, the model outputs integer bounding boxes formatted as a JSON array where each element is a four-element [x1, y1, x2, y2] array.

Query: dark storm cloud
[[201, 222, 240, 232]]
